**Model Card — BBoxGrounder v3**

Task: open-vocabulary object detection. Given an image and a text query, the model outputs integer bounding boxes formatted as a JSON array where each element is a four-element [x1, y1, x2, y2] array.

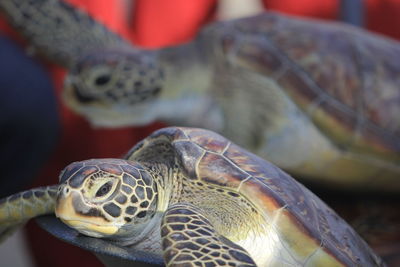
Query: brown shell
[[127, 127, 383, 266], [205, 12, 400, 160]]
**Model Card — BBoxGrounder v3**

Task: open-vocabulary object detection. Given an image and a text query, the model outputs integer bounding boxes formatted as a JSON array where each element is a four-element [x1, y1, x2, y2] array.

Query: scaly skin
[[0, 185, 58, 241], [0, 127, 385, 266], [161, 203, 256, 266], [54, 158, 259, 266], [0, 0, 130, 68]]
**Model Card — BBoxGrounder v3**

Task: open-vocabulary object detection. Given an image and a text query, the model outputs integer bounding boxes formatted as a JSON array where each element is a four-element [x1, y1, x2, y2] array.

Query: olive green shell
[[127, 127, 383, 266], [205, 12, 400, 162]]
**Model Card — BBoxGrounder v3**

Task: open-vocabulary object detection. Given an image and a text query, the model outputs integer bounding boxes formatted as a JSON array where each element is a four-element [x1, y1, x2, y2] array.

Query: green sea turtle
[[0, 127, 384, 266], [1, 0, 399, 191]]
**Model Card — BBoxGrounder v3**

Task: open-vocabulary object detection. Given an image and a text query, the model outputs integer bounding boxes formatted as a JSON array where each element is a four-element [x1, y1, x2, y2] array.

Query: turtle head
[[63, 49, 165, 127], [55, 159, 158, 241]]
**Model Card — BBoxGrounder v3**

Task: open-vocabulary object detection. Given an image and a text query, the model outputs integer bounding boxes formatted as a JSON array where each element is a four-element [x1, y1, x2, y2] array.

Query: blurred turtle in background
[[1, 0, 399, 191]]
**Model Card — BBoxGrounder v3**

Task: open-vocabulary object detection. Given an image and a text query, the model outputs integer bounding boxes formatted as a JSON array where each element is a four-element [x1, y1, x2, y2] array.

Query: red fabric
[[0, 0, 398, 266], [262, 0, 400, 39], [0, 16, 27, 46], [131, 0, 216, 47], [366, 0, 400, 39], [262, 0, 339, 19]]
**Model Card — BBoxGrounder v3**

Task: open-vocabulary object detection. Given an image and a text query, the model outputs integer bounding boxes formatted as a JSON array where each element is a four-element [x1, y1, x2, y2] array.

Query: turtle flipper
[[0, 185, 58, 242], [161, 203, 256, 267], [0, 0, 130, 68]]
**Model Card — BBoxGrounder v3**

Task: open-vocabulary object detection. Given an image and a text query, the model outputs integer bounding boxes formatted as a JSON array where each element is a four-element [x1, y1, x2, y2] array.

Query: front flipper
[[0, 0, 130, 68], [161, 203, 256, 267], [0, 185, 58, 242]]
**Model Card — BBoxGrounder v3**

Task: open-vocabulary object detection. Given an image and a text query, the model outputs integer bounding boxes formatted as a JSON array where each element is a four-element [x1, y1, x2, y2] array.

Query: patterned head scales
[[55, 159, 158, 239], [63, 49, 165, 126]]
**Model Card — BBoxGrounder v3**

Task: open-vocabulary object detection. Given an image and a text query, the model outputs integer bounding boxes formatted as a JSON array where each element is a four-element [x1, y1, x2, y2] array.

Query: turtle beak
[[55, 188, 119, 237], [54, 185, 74, 217]]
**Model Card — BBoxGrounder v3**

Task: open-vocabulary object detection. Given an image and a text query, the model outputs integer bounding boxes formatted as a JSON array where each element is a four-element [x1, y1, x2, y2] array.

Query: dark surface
[[35, 192, 400, 266], [307, 184, 400, 267], [36, 215, 163, 267]]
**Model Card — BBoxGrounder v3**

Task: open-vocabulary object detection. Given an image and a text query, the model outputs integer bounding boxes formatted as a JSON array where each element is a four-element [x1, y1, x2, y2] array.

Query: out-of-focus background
[[0, 0, 399, 266]]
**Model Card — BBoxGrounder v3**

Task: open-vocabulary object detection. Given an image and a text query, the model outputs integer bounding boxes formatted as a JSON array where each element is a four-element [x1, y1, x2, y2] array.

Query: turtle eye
[[95, 74, 111, 86], [95, 182, 112, 197]]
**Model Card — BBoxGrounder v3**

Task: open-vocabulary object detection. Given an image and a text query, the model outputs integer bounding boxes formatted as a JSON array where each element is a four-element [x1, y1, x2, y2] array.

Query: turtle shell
[[205, 12, 400, 165], [127, 127, 383, 266]]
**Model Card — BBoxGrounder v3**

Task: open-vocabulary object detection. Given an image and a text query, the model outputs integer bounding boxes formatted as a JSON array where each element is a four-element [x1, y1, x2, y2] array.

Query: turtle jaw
[[59, 218, 118, 238], [55, 190, 120, 238], [63, 83, 159, 128]]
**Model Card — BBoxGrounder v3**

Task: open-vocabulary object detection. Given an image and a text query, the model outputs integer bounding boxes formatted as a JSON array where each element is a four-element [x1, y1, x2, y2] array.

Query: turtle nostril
[[95, 75, 111, 86], [63, 187, 70, 196]]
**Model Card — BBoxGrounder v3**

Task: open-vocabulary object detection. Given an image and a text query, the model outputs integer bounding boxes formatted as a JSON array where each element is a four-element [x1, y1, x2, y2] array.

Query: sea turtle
[[1, 0, 400, 191], [0, 127, 384, 266]]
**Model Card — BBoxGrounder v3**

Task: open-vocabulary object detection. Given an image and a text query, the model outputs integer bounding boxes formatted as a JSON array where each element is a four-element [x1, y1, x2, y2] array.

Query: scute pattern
[[69, 165, 99, 189], [251, 145, 383, 265], [198, 152, 247, 188], [0, 126, 386, 266], [161, 203, 256, 267], [184, 128, 230, 154], [224, 141, 383, 266], [139, 127, 384, 266], [59, 159, 158, 225], [172, 140, 206, 179], [226, 13, 400, 154]]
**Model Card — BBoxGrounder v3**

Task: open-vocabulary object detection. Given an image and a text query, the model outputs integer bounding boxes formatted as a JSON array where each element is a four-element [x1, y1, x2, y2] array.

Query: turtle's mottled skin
[[1, 0, 399, 190], [0, 186, 57, 241], [0, 0, 130, 68], [0, 127, 385, 266]]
